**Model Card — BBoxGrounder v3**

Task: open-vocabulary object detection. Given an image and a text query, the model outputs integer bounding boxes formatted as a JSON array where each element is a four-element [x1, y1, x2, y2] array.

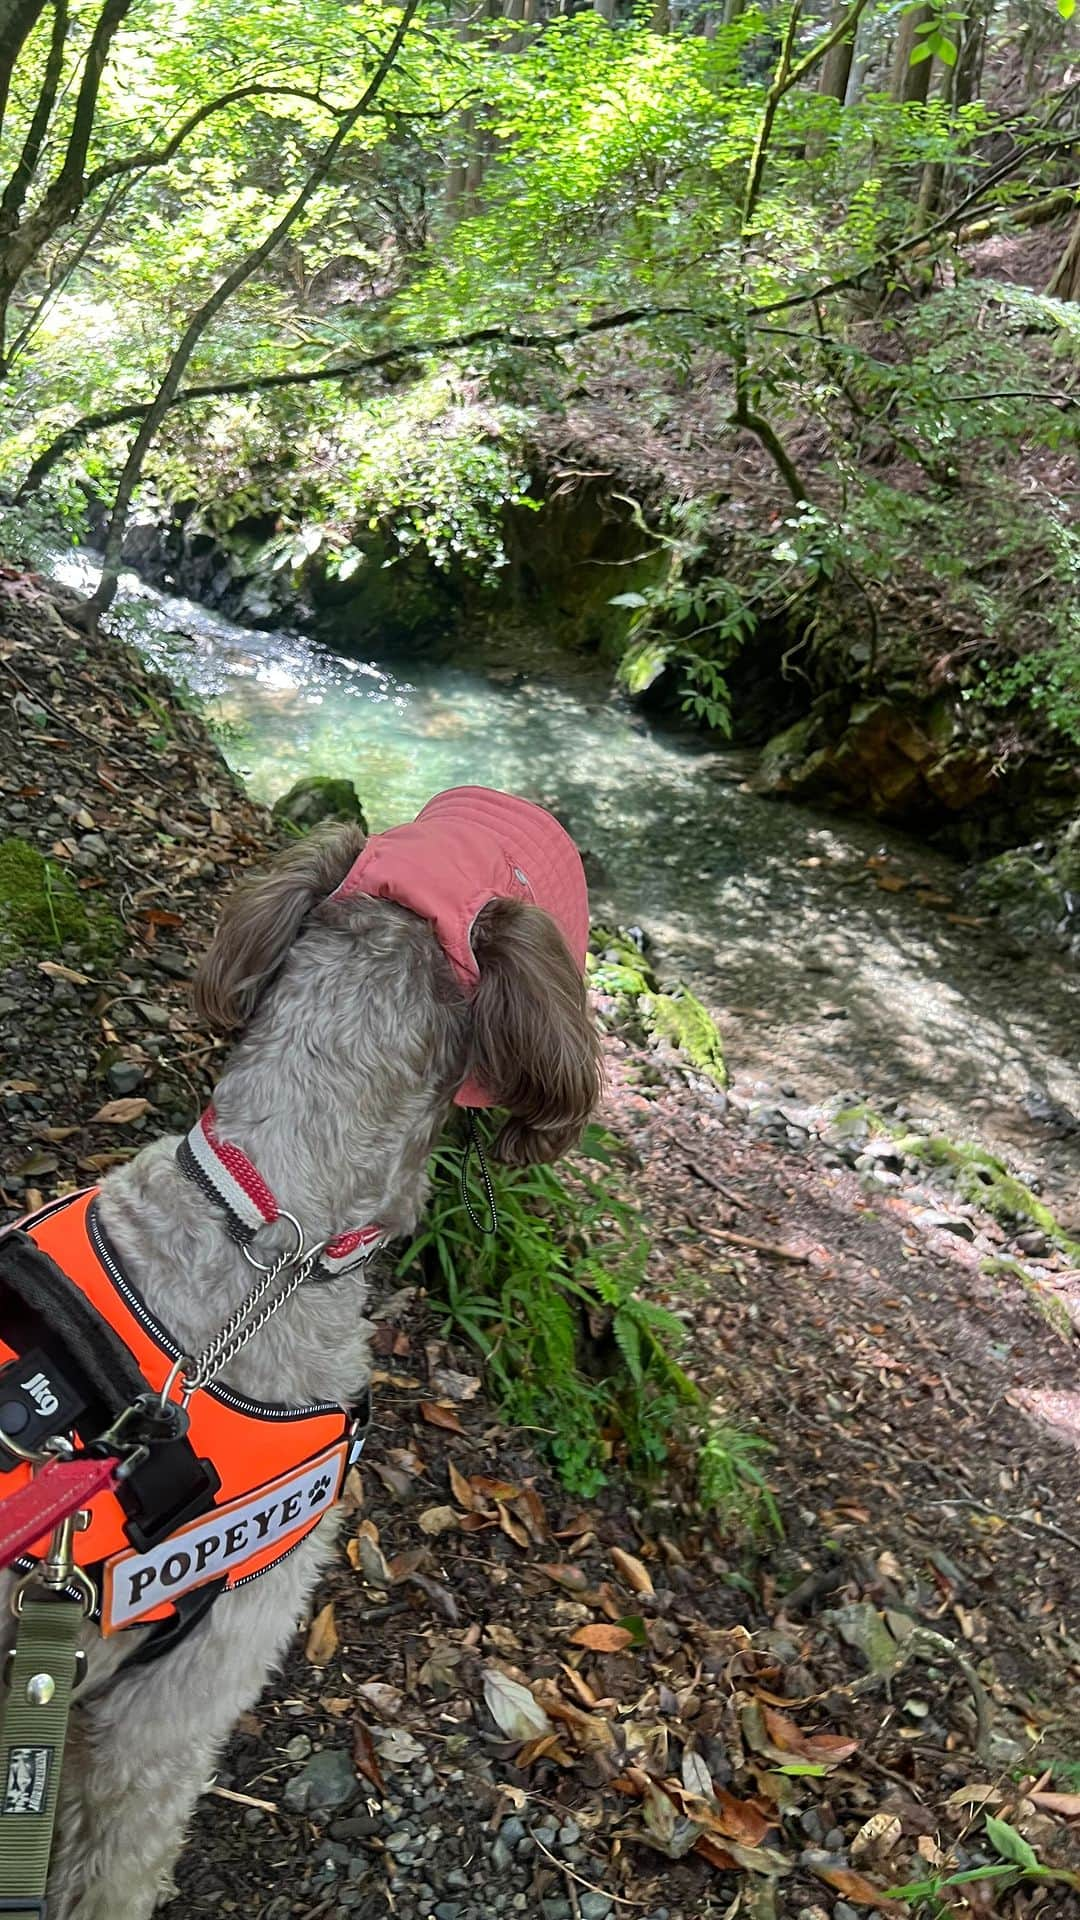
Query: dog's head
[[193, 823, 601, 1166]]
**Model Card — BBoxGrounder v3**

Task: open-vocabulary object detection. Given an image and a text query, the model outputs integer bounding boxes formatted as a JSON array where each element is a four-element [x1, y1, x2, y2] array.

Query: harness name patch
[[102, 1441, 348, 1632], [3, 1745, 52, 1815]]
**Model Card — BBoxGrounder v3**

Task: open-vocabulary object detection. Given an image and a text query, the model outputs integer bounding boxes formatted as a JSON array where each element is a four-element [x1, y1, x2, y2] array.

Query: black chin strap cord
[[460, 1111, 498, 1237]]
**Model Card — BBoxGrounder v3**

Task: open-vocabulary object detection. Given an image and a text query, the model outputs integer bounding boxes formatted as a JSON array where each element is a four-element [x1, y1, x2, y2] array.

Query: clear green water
[[48, 551, 1080, 1199]]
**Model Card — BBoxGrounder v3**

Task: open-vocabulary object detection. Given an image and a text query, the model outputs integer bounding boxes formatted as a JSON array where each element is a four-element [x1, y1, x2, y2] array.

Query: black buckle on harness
[[0, 1349, 87, 1469], [0, 1900, 48, 1916], [116, 1440, 221, 1555]]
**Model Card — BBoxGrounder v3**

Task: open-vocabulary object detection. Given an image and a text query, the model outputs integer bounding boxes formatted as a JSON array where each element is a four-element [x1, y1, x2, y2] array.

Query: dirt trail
[[3, 573, 1080, 1920]]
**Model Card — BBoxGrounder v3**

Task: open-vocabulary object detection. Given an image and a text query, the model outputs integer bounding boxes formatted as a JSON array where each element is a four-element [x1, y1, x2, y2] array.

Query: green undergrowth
[[401, 1122, 777, 1534], [588, 925, 727, 1087], [835, 1104, 1080, 1264], [0, 838, 121, 961]]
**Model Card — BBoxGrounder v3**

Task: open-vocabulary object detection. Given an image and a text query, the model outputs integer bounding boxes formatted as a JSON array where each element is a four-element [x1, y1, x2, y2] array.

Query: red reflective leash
[[0, 1454, 120, 1570]]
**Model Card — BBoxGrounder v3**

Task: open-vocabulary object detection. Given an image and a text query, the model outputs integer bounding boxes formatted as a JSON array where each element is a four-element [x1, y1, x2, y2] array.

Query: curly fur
[[0, 823, 600, 1920]]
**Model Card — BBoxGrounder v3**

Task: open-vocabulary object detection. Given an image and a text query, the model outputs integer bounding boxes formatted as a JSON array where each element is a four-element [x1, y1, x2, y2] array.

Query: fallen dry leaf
[[761, 1707, 858, 1766], [611, 1546, 655, 1596], [372, 1726, 425, 1767], [470, 1475, 519, 1502], [351, 1520, 393, 1588], [695, 1834, 738, 1872], [418, 1505, 459, 1536], [39, 960, 91, 985], [815, 1865, 905, 1910], [851, 1812, 902, 1861], [304, 1601, 338, 1665], [419, 1401, 464, 1434], [1029, 1791, 1080, 1818], [497, 1502, 530, 1550], [482, 1668, 554, 1743], [352, 1718, 385, 1795], [540, 1563, 591, 1593], [448, 1459, 476, 1510], [340, 1467, 364, 1514], [569, 1624, 634, 1653], [429, 1365, 481, 1402], [354, 1681, 403, 1719], [681, 1750, 715, 1801], [90, 1096, 152, 1125]]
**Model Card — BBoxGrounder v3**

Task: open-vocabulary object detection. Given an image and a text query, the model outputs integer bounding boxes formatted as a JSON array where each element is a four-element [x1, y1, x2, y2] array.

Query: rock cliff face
[[757, 695, 1079, 855]]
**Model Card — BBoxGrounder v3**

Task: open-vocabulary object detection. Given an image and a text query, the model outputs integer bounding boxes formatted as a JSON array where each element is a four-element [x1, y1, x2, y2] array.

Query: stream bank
[[40, 543, 1080, 1223], [5, 570, 1080, 1920], [88, 470, 1080, 878]]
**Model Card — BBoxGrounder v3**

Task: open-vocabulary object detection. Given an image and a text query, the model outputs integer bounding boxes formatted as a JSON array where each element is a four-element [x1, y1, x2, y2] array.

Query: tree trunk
[[818, 1, 856, 100], [952, 0, 991, 109], [0, 0, 132, 369], [1047, 212, 1080, 301], [844, 27, 870, 104], [594, 0, 615, 20], [79, 0, 420, 623], [0, 0, 67, 239], [891, 4, 933, 102], [0, 0, 46, 140], [805, 0, 856, 159], [917, 0, 990, 227]]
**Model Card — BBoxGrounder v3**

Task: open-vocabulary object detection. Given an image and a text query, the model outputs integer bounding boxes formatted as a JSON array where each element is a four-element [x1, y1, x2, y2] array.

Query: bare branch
[[18, 306, 726, 497]]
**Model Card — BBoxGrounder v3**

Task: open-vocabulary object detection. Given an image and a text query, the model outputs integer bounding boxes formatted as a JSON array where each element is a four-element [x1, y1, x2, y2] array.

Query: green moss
[[984, 1258, 1074, 1342], [271, 776, 368, 832], [0, 838, 121, 959], [589, 923, 726, 1086], [642, 987, 727, 1086], [850, 1103, 1080, 1262]]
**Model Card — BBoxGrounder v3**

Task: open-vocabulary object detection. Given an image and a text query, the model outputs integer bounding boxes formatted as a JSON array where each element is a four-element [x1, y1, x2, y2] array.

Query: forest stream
[[49, 549, 1080, 1216]]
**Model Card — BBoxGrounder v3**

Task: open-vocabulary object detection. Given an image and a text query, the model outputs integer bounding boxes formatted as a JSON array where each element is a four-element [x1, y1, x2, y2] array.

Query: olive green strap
[[0, 1594, 84, 1915]]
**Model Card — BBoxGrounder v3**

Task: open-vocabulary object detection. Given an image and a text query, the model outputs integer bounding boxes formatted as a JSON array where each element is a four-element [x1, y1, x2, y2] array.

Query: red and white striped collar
[[177, 1106, 385, 1278]]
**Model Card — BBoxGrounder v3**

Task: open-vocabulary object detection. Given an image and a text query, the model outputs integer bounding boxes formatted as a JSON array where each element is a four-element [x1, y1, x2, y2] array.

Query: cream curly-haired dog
[[0, 788, 599, 1920]]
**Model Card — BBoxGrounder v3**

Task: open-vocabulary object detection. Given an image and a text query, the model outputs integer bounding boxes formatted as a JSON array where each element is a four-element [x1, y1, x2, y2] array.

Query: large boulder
[[271, 776, 368, 833]]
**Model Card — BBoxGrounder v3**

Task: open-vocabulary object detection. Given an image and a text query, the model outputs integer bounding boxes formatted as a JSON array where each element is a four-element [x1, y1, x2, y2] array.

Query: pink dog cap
[[330, 786, 590, 1108]]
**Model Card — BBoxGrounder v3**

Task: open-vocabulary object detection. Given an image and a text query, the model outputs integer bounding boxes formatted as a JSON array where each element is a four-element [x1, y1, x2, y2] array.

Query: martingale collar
[[177, 1106, 385, 1278]]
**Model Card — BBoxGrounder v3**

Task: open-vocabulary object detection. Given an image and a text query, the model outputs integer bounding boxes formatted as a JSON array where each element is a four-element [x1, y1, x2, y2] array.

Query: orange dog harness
[[0, 1190, 365, 1645]]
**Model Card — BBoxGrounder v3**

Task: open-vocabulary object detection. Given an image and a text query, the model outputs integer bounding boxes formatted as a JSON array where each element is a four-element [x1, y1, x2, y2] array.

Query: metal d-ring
[[240, 1210, 305, 1273], [158, 1353, 195, 1412]]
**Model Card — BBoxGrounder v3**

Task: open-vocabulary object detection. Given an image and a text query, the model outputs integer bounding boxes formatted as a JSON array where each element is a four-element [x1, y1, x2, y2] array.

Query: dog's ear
[[467, 898, 602, 1166], [192, 824, 365, 1033]]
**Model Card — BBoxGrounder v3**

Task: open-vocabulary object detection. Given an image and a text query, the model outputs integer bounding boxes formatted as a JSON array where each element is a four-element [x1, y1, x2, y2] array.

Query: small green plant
[[699, 1425, 781, 1538], [589, 926, 727, 1087], [400, 1120, 774, 1529], [888, 1815, 1080, 1909]]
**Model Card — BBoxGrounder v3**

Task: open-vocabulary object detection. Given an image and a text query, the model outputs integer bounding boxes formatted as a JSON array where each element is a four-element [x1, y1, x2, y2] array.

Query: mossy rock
[[970, 850, 1067, 942], [588, 923, 727, 1087], [759, 715, 821, 788], [271, 777, 368, 833], [642, 986, 727, 1086], [0, 838, 121, 959], [852, 1102, 1080, 1263]]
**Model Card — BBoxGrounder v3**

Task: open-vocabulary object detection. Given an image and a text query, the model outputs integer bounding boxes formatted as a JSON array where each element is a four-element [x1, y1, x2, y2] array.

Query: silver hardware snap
[[512, 867, 528, 886], [26, 1672, 55, 1705]]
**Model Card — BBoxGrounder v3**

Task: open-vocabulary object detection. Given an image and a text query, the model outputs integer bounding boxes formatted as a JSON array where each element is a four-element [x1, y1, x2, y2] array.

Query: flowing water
[[49, 551, 1080, 1210]]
